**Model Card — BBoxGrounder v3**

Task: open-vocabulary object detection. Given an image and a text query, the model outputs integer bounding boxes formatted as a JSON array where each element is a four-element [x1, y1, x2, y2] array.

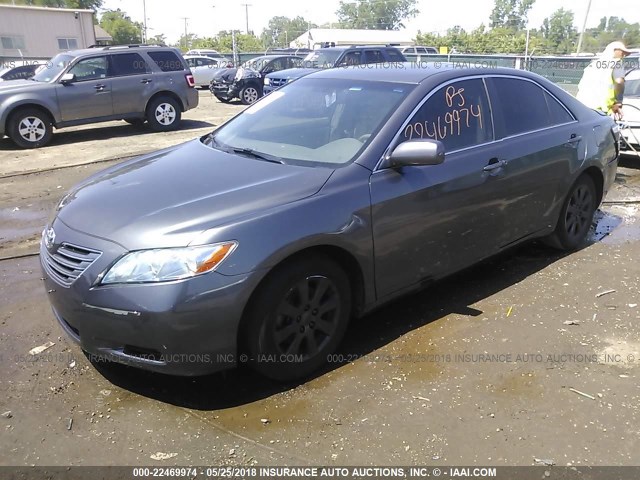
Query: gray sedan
[[41, 64, 619, 381]]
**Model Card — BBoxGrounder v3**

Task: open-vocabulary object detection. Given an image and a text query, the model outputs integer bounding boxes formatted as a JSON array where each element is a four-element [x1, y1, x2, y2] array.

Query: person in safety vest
[[576, 41, 633, 120]]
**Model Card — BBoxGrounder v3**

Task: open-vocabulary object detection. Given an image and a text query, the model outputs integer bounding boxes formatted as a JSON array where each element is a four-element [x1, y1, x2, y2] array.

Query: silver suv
[[0, 45, 199, 148]]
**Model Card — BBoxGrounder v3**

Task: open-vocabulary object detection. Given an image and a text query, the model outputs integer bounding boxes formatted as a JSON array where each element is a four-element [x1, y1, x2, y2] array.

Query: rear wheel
[[546, 175, 597, 250], [8, 108, 53, 149], [241, 256, 351, 381], [146, 96, 181, 131]]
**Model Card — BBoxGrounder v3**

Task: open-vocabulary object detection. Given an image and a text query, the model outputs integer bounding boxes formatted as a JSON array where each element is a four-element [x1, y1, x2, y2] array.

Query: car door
[[364, 49, 387, 64], [191, 57, 217, 86], [109, 52, 155, 116], [370, 77, 509, 297], [484, 76, 581, 244], [56, 55, 113, 122]]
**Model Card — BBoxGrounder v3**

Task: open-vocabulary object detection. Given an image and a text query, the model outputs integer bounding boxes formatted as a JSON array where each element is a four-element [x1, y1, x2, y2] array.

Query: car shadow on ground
[[0, 120, 214, 150], [91, 237, 596, 411]]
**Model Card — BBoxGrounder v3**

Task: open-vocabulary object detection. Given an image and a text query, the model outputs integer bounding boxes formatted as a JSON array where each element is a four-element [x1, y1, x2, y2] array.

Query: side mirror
[[381, 139, 445, 169], [60, 73, 75, 84]]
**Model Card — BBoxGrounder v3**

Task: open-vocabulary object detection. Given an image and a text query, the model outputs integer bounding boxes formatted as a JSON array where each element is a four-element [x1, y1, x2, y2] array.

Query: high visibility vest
[[576, 58, 617, 114]]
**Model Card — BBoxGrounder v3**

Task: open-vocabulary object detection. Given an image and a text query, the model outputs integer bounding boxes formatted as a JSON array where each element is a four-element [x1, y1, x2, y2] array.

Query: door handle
[[140, 78, 152, 84], [94, 84, 106, 91], [483, 159, 506, 171], [564, 134, 583, 146]]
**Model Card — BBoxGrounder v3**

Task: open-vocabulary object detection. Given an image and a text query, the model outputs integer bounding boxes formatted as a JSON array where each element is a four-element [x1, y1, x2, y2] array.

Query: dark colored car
[[263, 45, 406, 94], [210, 55, 304, 104], [0, 62, 44, 81], [41, 64, 619, 382]]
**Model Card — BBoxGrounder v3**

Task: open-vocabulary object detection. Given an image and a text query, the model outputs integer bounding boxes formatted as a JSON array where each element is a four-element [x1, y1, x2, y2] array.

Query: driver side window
[[68, 56, 108, 82], [400, 78, 493, 152]]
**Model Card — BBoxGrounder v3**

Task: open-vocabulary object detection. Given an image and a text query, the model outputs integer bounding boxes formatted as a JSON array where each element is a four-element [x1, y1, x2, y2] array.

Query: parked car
[[41, 64, 619, 382], [620, 68, 640, 151], [0, 45, 198, 149], [184, 55, 232, 88], [263, 45, 406, 94], [0, 62, 45, 81], [400, 46, 439, 55], [210, 54, 304, 104], [185, 49, 228, 61]]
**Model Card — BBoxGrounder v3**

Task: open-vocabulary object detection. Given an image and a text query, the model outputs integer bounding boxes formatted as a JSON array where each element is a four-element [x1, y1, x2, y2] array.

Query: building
[[290, 28, 414, 50], [0, 4, 96, 61], [93, 24, 113, 46]]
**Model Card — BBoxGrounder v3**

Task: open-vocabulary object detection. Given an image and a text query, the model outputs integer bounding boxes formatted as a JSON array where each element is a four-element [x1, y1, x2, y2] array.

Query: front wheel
[[546, 175, 597, 250], [8, 108, 53, 149], [146, 96, 181, 131], [239, 85, 260, 105], [241, 256, 351, 381]]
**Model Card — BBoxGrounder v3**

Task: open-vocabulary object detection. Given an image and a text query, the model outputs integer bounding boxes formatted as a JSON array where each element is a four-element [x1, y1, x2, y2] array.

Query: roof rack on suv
[[95, 44, 167, 50]]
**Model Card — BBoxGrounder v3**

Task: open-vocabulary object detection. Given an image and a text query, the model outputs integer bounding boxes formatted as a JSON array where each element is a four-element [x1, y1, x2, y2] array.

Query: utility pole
[[142, 0, 148, 43], [180, 17, 189, 50], [576, 0, 593, 54], [241, 3, 251, 34]]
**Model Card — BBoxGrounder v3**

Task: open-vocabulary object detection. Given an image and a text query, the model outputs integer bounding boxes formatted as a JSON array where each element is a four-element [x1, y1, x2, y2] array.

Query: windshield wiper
[[203, 134, 285, 164], [228, 147, 286, 164]]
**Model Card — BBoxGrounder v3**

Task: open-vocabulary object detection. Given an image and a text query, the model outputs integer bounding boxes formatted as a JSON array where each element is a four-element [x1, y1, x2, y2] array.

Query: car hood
[[0, 79, 46, 93], [56, 139, 334, 250], [212, 68, 237, 82], [266, 68, 320, 80]]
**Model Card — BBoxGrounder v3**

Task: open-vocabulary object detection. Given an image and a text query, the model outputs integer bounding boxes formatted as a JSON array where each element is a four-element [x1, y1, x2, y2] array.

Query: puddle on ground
[[591, 207, 640, 245]]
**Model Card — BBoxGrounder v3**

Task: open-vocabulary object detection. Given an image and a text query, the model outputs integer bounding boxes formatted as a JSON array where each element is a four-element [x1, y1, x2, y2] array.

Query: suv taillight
[[185, 74, 195, 88]]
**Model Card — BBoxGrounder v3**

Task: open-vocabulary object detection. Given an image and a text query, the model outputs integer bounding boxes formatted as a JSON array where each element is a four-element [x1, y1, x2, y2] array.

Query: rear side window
[[365, 50, 385, 64], [400, 78, 492, 152], [147, 51, 185, 72], [489, 77, 574, 138], [386, 49, 405, 62], [111, 53, 149, 76]]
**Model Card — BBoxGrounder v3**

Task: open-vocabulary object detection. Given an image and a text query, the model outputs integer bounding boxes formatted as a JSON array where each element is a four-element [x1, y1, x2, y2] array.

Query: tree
[[99, 9, 143, 45], [147, 34, 167, 46], [190, 31, 264, 53], [490, 0, 535, 30], [336, 0, 419, 30], [0, 0, 102, 9], [260, 16, 316, 48], [540, 8, 576, 54]]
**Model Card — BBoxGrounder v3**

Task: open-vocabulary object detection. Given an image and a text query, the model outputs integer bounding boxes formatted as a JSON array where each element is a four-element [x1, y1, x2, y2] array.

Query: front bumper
[[40, 218, 256, 376], [210, 81, 239, 100]]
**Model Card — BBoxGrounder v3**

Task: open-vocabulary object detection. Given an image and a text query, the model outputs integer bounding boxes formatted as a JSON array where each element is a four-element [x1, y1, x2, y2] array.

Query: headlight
[[234, 68, 244, 81], [264, 77, 271, 85], [101, 242, 237, 285]]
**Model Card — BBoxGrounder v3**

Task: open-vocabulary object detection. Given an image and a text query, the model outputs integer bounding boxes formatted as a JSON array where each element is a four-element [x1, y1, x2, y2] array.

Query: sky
[[101, 0, 640, 45]]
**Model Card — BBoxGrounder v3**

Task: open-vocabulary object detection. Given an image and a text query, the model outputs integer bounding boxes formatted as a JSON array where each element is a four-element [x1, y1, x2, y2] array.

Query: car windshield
[[32, 54, 74, 82], [302, 50, 343, 68], [205, 77, 413, 166]]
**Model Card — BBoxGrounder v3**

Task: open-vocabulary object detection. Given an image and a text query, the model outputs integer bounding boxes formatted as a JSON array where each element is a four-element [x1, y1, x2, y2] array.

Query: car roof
[[318, 45, 401, 52], [304, 62, 551, 85], [247, 55, 302, 61], [60, 45, 180, 57]]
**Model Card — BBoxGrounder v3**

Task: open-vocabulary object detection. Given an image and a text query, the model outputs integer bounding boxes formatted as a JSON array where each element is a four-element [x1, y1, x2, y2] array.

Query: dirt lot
[[0, 92, 639, 468]]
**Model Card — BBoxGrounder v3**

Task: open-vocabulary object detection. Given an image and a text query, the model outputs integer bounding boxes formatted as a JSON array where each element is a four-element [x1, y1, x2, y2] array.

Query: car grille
[[268, 78, 287, 87], [42, 243, 102, 287]]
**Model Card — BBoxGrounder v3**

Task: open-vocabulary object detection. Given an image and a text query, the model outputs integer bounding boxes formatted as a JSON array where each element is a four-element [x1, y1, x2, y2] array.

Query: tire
[[239, 85, 260, 105], [146, 96, 181, 132], [241, 256, 351, 381], [546, 175, 597, 250], [214, 94, 232, 103], [124, 118, 145, 126], [8, 108, 53, 149]]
